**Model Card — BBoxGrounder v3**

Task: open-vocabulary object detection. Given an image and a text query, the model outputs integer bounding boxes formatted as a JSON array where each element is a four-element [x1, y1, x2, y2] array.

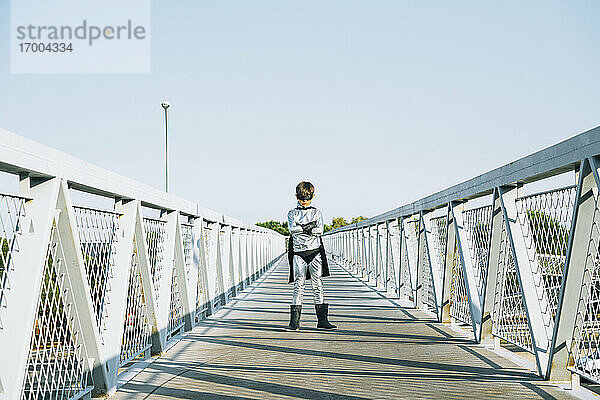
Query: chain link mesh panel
[[353, 231, 360, 272], [181, 223, 193, 281], [421, 239, 436, 312], [21, 223, 92, 400], [220, 227, 232, 300], [449, 244, 472, 325], [368, 226, 376, 279], [492, 218, 533, 352], [516, 186, 576, 327], [463, 205, 493, 297], [182, 223, 205, 323], [143, 218, 166, 301], [120, 237, 151, 366], [400, 228, 413, 301], [72, 206, 119, 339], [241, 231, 249, 284], [370, 228, 377, 280], [231, 228, 240, 288], [361, 229, 368, 275], [431, 216, 448, 290], [405, 220, 419, 289], [376, 225, 386, 286], [0, 194, 27, 328], [387, 223, 400, 294], [167, 260, 184, 340], [203, 222, 222, 307], [570, 191, 600, 383]]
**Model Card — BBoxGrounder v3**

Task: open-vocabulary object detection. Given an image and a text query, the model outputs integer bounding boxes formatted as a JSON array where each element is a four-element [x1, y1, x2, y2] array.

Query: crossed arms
[[288, 211, 324, 236]]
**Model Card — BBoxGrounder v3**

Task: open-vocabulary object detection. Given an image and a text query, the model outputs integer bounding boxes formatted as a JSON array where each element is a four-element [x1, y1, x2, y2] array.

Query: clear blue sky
[[1, 1, 599, 224]]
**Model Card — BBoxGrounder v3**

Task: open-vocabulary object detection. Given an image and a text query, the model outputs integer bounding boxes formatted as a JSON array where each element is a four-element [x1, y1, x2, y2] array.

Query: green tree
[[351, 216, 367, 224], [332, 217, 349, 230], [256, 221, 290, 236]]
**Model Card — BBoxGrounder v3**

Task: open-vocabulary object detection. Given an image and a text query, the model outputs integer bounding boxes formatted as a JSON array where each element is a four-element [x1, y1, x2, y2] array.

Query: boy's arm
[[288, 211, 303, 234], [312, 211, 324, 236]]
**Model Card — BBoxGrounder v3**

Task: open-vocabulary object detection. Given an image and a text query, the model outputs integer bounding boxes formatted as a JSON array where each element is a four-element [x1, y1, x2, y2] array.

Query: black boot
[[315, 303, 337, 330], [284, 305, 302, 331]]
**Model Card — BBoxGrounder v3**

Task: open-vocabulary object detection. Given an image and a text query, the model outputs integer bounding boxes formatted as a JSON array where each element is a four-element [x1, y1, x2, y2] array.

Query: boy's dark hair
[[296, 181, 314, 200]]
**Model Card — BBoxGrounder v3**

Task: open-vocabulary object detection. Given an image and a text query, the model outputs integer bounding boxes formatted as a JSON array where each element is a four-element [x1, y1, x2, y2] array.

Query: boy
[[285, 181, 337, 331]]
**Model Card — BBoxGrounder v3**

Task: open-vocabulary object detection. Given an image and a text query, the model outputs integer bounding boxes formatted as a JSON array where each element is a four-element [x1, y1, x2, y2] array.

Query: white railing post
[[260, 233, 265, 272], [136, 205, 166, 355], [374, 224, 381, 286], [401, 217, 419, 306], [348, 230, 353, 269], [450, 201, 484, 341], [241, 228, 249, 286], [218, 224, 231, 302], [253, 231, 259, 279], [245, 229, 252, 284], [366, 227, 371, 281], [441, 207, 456, 323], [248, 231, 255, 282], [399, 217, 412, 305], [237, 228, 245, 288], [498, 185, 552, 375], [54, 181, 108, 394], [228, 225, 237, 297], [232, 227, 242, 293], [103, 198, 139, 393], [384, 223, 391, 291], [357, 227, 367, 278], [548, 158, 596, 381], [342, 231, 347, 266], [350, 229, 356, 274], [414, 215, 424, 310], [388, 219, 401, 298], [357, 230, 360, 267], [480, 189, 503, 345], [161, 211, 179, 343], [194, 216, 212, 319], [214, 222, 226, 308], [0, 177, 59, 400], [203, 221, 218, 310], [174, 213, 194, 332], [422, 211, 443, 319]]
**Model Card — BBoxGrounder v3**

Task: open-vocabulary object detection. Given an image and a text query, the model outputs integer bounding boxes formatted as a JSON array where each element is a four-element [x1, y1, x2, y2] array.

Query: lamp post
[[161, 101, 171, 193]]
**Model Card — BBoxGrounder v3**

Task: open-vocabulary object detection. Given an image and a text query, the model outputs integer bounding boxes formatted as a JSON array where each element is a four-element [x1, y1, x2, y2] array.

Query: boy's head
[[296, 181, 314, 205]]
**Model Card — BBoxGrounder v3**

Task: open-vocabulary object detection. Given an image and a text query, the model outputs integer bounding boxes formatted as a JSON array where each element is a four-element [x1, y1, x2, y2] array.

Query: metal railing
[[119, 237, 151, 367], [0, 193, 27, 329], [0, 128, 285, 400], [323, 125, 600, 383]]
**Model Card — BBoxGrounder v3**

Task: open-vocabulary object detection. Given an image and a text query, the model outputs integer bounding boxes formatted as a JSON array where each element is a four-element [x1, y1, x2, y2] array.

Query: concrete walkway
[[112, 258, 577, 399]]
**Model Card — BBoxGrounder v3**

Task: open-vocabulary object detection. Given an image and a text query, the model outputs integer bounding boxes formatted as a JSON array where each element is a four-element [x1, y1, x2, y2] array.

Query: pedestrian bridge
[[111, 258, 572, 399], [0, 126, 600, 399]]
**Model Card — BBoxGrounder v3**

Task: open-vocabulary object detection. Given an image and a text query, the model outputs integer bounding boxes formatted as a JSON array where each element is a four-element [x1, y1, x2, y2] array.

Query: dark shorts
[[294, 248, 320, 264]]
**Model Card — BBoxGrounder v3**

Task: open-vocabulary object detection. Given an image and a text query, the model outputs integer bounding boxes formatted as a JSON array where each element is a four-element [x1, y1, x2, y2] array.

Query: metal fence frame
[[323, 126, 600, 383], [0, 128, 285, 399]]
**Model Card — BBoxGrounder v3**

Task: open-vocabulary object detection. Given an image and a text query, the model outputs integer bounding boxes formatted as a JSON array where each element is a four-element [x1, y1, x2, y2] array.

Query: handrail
[[324, 125, 600, 233], [0, 128, 280, 236]]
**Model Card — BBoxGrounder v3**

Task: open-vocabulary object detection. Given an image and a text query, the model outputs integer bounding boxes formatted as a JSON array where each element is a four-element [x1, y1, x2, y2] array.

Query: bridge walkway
[[112, 258, 575, 399]]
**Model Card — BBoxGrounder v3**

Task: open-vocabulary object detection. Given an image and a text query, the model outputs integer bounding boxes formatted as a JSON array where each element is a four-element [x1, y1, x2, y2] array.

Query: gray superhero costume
[[287, 204, 329, 284]]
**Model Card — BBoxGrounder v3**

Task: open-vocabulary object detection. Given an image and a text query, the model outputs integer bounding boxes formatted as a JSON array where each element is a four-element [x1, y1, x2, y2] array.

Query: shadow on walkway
[[112, 258, 575, 400]]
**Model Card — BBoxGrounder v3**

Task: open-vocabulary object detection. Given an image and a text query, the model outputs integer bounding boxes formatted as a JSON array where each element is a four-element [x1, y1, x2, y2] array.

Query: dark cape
[[288, 236, 330, 283]]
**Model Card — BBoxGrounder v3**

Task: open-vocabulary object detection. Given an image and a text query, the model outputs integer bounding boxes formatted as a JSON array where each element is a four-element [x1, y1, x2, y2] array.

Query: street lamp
[[161, 101, 171, 193]]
